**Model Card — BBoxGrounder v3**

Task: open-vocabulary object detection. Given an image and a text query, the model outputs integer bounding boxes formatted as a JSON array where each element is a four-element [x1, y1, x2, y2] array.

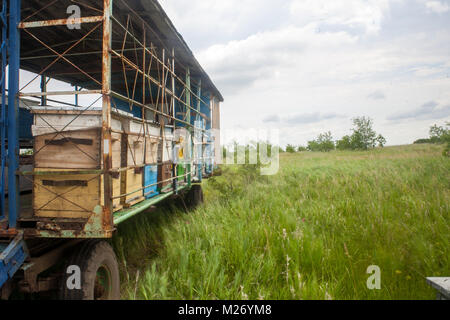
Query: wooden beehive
[[124, 133, 145, 167], [34, 128, 101, 169], [145, 136, 159, 164], [33, 169, 123, 219], [120, 168, 144, 207], [158, 162, 173, 191]]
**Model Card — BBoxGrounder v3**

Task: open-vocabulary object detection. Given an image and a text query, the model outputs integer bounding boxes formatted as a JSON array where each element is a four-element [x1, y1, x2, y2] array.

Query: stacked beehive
[[143, 121, 161, 199], [120, 118, 146, 207], [31, 107, 123, 219]]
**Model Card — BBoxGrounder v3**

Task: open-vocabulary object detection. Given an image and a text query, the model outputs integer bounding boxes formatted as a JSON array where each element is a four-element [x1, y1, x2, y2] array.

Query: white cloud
[[425, 1, 450, 13], [160, 0, 450, 146], [289, 0, 393, 34], [196, 24, 357, 93], [388, 101, 450, 121]]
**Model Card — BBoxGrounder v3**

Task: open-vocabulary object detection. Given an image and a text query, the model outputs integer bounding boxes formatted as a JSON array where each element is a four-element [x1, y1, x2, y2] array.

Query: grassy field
[[113, 144, 449, 300]]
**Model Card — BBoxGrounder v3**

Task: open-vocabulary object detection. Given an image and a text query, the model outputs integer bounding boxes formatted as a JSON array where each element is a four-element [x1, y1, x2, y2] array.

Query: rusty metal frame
[[6, 0, 217, 239]]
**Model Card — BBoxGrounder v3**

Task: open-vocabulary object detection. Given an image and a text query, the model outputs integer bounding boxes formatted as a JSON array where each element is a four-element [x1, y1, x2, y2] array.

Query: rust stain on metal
[[19, 16, 103, 29]]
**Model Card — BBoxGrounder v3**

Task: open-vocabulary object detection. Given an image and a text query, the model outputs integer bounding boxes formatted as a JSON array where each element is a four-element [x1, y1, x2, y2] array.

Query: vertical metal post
[[40, 75, 47, 106], [186, 68, 197, 183], [0, 0, 7, 222], [75, 85, 79, 107], [172, 49, 179, 187], [7, 0, 21, 229], [171, 49, 175, 129], [185, 68, 191, 132], [192, 79, 201, 187], [102, 0, 113, 230]]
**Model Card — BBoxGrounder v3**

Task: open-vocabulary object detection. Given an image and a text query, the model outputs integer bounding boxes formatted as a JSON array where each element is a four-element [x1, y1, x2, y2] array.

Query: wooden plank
[[121, 168, 144, 206], [111, 132, 122, 169], [33, 169, 101, 219], [34, 113, 102, 130], [34, 128, 101, 169], [101, 174, 122, 212], [158, 162, 173, 190], [126, 134, 145, 166], [162, 129, 173, 162], [145, 122, 161, 137], [145, 136, 159, 164], [122, 118, 145, 135]]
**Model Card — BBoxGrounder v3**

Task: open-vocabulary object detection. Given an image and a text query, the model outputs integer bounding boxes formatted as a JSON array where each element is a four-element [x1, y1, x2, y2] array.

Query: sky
[[159, 0, 450, 147]]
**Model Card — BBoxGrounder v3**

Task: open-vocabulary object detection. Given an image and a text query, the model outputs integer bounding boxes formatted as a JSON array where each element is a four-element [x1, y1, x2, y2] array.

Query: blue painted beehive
[[144, 165, 159, 199]]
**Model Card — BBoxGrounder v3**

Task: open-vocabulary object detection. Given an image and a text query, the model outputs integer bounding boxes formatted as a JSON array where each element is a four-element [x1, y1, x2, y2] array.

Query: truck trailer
[[0, 0, 223, 299]]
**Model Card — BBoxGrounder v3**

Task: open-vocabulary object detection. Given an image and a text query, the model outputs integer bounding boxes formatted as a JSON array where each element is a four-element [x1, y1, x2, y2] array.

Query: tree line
[[284, 116, 386, 153], [414, 122, 449, 157]]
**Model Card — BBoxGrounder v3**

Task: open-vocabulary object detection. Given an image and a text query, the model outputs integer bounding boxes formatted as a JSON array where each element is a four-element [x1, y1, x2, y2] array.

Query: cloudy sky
[[159, 0, 450, 147]]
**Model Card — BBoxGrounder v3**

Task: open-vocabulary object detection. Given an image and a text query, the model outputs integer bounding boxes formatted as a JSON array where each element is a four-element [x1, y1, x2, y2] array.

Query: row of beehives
[[30, 106, 190, 219]]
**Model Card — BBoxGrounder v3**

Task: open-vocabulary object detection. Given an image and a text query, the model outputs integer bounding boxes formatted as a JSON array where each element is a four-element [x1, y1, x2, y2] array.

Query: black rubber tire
[[58, 240, 120, 300], [185, 185, 204, 209]]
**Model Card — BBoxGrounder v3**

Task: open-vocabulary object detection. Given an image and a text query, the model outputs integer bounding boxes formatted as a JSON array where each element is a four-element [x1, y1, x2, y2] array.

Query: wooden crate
[[31, 107, 102, 136], [111, 132, 122, 169], [122, 118, 145, 135], [121, 168, 145, 208], [145, 136, 159, 165], [33, 169, 101, 219], [101, 174, 122, 212], [34, 128, 101, 169], [122, 133, 145, 167], [33, 169, 122, 219], [158, 162, 173, 191]]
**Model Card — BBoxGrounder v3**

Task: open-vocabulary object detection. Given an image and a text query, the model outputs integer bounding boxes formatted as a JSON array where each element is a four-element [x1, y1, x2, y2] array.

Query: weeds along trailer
[[0, 0, 223, 299]]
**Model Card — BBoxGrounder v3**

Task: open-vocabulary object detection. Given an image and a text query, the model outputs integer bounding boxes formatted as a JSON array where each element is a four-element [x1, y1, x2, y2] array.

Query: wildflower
[[395, 270, 402, 275], [406, 275, 412, 280]]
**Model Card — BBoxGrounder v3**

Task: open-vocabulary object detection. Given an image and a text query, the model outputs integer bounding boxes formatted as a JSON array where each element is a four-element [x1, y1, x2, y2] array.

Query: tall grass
[[113, 144, 449, 300]]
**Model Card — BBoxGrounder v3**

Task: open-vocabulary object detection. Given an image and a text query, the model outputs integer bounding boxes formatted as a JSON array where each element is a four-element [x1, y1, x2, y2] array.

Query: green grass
[[113, 144, 449, 300]]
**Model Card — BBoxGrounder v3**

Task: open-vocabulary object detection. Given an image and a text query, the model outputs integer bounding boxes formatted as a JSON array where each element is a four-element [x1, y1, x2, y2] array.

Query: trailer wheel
[[59, 240, 120, 300], [186, 184, 203, 209]]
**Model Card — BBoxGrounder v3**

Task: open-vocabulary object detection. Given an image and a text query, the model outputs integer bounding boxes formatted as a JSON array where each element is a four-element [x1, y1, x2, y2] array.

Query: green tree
[[441, 122, 450, 157], [307, 140, 320, 152], [429, 124, 449, 143], [308, 132, 335, 152], [336, 117, 386, 150], [336, 135, 352, 151], [285, 144, 296, 153], [376, 134, 387, 147], [351, 117, 378, 150]]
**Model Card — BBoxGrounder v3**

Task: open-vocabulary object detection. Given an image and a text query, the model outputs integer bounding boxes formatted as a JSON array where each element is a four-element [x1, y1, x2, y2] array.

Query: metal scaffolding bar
[[102, 0, 113, 229], [0, 0, 220, 237], [0, 0, 7, 222], [7, 0, 21, 229], [18, 16, 103, 29]]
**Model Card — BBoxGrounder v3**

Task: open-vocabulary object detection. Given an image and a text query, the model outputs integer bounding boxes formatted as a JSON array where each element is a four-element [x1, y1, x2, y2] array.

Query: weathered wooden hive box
[[30, 107, 162, 217]]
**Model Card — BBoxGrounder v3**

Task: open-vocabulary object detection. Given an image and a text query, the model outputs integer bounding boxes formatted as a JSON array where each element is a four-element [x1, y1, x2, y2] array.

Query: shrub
[[286, 144, 297, 153], [308, 132, 335, 152], [336, 117, 386, 150]]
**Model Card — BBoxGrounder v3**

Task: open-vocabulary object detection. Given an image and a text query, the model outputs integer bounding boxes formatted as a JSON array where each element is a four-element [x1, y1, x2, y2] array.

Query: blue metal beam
[[7, 0, 21, 229], [0, 0, 7, 222]]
